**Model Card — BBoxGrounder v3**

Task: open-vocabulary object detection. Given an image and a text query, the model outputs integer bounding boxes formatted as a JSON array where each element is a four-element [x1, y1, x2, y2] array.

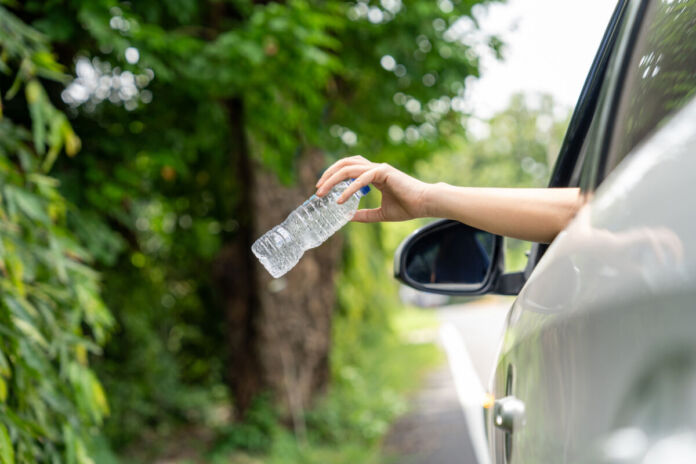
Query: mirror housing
[[394, 220, 525, 296]]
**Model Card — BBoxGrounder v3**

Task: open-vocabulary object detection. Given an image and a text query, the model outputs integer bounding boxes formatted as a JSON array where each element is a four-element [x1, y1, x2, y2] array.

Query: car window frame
[[572, 0, 696, 192], [598, 0, 696, 183], [525, 0, 631, 273], [572, 0, 649, 194], [592, 0, 651, 187], [546, 0, 630, 190]]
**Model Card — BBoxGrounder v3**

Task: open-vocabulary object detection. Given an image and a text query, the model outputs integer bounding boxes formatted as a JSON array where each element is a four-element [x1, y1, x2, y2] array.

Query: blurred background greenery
[[0, 0, 569, 462]]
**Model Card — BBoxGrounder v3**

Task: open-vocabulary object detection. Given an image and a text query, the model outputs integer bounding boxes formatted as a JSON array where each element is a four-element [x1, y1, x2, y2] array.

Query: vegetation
[[0, 8, 110, 462], [207, 306, 441, 464], [0, 0, 571, 462], [415, 93, 571, 270]]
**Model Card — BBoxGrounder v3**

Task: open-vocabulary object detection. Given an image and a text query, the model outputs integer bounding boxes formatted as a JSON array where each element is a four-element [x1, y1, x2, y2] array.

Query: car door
[[489, 0, 696, 462]]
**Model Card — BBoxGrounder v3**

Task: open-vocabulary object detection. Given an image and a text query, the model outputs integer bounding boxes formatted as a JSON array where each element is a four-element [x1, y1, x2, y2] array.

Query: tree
[[415, 92, 571, 270], [4, 0, 504, 455], [416, 93, 570, 189]]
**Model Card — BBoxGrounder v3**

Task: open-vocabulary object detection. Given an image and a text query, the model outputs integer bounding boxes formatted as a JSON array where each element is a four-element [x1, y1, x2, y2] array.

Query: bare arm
[[423, 184, 581, 243], [316, 156, 582, 244]]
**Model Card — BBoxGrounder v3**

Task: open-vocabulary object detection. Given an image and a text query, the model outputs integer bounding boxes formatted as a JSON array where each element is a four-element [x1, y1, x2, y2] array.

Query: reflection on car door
[[490, 0, 696, 462]]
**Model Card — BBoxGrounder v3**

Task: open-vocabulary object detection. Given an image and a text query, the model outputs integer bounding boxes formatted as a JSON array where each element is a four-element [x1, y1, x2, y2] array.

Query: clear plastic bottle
[[252, 180, 370, 278]]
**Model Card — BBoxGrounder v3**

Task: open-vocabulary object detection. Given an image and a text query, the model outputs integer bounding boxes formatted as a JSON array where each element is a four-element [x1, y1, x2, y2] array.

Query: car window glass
[[573, 104, 603, 191], [571, 7, 634, 192], [529, 1, 631, 268], [604, 0, 696, 174]]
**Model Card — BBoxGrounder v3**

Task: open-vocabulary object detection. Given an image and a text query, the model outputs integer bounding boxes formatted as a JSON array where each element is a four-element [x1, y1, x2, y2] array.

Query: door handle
[[493, 396, 526, 433]]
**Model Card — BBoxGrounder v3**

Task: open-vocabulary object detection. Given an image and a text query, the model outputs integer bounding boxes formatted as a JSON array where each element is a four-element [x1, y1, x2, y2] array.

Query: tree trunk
[[215, 98, 341, 421]]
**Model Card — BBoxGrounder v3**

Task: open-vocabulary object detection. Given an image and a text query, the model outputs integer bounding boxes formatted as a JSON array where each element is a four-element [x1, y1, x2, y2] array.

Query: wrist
[[421, 182, 448, 218]]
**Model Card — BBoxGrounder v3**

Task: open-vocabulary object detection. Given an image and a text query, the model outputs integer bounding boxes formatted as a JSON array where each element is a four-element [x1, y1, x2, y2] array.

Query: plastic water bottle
[[252, 180, 370, 278]]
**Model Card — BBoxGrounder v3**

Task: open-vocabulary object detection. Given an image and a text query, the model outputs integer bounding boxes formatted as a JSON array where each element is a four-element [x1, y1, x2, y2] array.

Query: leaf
[[3, 295, 38, 321], [31, 51, 63, 74], [0, 378, 7, 403], [89, 374, 109, 418], [41, 114, 63, 172], [62, 122, 81, 157], [3, 408, 46, 438], [24, 80, 41, 104], [4, 71, 22, 100], [26, 173, 60, 188], [75, 437, 94, 464], [0, 423, 14, 464], [3, 255, 24, 297], [75, 344, 87, 365], [26, 80, 46, 155], [4, 186, 50, 224], [12, 318, 48, 350], [62, 425, 76, 464], [49, 236, 67, 283], [0, 350, 11, 378]]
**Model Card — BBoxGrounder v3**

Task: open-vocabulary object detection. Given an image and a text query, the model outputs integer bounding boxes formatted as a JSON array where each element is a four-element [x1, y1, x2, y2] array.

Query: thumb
[[351, 208, 385, 223]]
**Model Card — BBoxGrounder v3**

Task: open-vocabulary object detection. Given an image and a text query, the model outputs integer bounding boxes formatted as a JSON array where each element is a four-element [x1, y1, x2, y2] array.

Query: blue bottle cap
[[349, 178, 370, 197]]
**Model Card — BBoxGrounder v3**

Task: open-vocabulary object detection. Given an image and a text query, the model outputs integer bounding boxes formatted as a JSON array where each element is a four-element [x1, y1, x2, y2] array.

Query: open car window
[[575, 0, 696, 194], [569, 0, 639, 193], [601, 0, 696, 178]]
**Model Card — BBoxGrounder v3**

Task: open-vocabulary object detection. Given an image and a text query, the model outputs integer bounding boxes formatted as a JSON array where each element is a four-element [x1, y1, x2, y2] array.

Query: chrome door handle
[[493, 396, 526, 433]]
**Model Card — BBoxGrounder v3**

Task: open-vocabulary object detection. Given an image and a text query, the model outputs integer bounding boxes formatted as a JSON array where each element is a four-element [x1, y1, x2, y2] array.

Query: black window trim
[[527, 0, 630, 273], [547, 0, 630, 189], [594, 0, 651, 187]]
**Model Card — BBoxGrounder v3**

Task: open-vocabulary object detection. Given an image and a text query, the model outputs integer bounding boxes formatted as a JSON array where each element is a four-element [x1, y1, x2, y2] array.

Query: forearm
[[423, 184, 582, 243]]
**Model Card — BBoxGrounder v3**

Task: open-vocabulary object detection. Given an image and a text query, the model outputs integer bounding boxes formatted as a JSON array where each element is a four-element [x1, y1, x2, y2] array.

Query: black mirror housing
[[394, 219, 506, 296]]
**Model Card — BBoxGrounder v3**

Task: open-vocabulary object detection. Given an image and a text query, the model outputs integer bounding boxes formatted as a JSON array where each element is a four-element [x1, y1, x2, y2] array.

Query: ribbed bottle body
[[252, 181, 363, 278]]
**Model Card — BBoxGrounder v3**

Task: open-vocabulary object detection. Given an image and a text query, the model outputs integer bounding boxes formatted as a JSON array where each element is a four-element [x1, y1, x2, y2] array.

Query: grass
[[105, 305, 443, 464], [209, 305, 444, 464]]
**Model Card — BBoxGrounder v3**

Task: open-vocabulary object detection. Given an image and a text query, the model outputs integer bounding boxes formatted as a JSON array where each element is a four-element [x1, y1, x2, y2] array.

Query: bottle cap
[[350, 178, 371, 197]]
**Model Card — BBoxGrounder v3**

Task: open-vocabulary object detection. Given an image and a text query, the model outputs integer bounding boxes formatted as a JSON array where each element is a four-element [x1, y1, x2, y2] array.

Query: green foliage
[[612, 0, 696, 161], [308, 316, 441, 445], [415, 93, 571, 270], [20, 0, 502, 454], [213, 395, 278, 454], [415, 93, 570, 188], [4, 0, 509, 461], [208, 308, 441, 464], [0, 7, 112, 463]]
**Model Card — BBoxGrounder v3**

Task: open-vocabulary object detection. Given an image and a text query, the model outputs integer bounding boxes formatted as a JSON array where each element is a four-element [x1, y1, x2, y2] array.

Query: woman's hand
[[315, 156, 431, 222], [314, 156, 582, 242]]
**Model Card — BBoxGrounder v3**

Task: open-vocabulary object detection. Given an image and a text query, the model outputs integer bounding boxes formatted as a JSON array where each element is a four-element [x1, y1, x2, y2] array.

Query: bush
[[0, 8, 112, 462]]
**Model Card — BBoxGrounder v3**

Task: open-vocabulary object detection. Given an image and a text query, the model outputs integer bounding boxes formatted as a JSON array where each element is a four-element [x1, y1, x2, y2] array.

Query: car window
[[527, 0, 630, 268], [572, 86, 608, 192], [568, 2, 636, 192], [602, 0, 696, 177]]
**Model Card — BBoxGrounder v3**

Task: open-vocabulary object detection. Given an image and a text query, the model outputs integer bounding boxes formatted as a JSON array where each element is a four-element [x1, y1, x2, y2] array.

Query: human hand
[[315, 156, 430, 222]]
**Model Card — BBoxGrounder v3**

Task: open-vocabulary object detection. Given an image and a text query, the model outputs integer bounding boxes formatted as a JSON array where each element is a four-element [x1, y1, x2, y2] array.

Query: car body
[[395, 0, 696, 462]]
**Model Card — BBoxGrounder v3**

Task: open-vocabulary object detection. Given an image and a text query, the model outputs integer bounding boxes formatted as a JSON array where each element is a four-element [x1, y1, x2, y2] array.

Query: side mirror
[[394, 220, 524, 296]]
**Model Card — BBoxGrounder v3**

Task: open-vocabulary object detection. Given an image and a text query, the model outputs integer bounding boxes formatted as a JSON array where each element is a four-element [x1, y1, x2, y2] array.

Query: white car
[[395, 0, 696, 462]]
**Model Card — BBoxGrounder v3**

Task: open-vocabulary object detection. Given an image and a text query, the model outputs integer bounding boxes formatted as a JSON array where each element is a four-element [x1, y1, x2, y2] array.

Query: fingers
[[315, 155, 369, 190], [316, 164, 372, 197], [352, 208, 385, 223], [337, 166, 381, 203]]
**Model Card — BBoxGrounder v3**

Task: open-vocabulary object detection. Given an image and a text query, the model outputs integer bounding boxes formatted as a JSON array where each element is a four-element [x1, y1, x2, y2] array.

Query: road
[[384, 297, 512, 464], [438, 298, 512, 386]]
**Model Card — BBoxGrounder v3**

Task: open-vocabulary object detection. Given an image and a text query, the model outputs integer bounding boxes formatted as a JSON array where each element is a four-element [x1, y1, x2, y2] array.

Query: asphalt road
[[438, 298, 512, 386], [384, 297, 511, 464]]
